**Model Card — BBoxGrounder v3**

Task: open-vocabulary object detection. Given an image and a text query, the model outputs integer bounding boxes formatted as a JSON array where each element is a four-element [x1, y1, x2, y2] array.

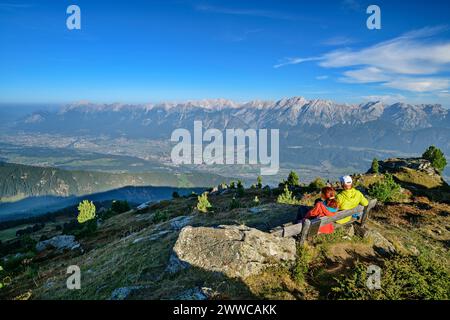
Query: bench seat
[[270, 199, 377, 245]]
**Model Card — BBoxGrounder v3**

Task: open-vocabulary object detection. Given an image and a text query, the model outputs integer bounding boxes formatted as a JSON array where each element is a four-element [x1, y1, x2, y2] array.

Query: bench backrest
[[271, 199, 377, 244]]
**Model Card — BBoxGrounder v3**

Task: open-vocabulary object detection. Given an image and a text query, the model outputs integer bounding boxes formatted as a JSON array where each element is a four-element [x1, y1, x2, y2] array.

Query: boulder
[[168, 225, 296, 279], [36, 235, 81, 253]]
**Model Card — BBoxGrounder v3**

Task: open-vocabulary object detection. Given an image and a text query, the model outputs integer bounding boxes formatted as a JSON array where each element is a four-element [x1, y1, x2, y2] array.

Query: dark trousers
[[296, 206, 311, 223]]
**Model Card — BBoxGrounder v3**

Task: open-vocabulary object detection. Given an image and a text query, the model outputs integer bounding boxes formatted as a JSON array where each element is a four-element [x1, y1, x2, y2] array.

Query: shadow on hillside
[[310, 247, 385, 300], [396, 179, 450, 204], [128, 255, 259, 300], [0, 185, 207, 223]]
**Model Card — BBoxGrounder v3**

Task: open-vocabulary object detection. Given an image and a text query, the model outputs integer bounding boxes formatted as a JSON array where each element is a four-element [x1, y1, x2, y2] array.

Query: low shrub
[[111, 200, 130, 214], [152, 211, 169, 223], [331, 254, 450, 300], [196, 193, 212, 213], [77, 200, 96, 224], [277, 185, 300, 205], [230, 197, 241, 210], [309, 177, 326, 190], [368, 174, 402, 202], [237, 180, 245, 197], [292, 245, 314, 284]]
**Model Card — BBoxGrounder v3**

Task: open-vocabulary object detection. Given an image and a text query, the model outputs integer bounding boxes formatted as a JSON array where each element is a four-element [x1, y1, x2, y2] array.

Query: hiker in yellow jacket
[[336, 175, 369, 224]]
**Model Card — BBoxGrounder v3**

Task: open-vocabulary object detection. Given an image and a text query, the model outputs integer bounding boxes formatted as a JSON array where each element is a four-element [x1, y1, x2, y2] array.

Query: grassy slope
[[0, 171, 449, 300]]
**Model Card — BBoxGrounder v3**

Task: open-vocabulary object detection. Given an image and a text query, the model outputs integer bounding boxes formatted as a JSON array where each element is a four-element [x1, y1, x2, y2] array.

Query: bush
[[331, 254, 450, 300], [0, 265, 4, 289], [152, 211, 169, 223], [309, 177, 326, 190], [256, 176, 263, 189], [237, 180, 245, 197], [287, 171, 300, 187], [2, 251, 35, 272], [0, 265, 9, 290], [293, 246, 313, 284], [72, 219, 97, 238], [111, 200, 130, 214], [368, 174, 402, 203], [172, 191, 180, 199], [77, 200, 96, 224], [277, 185, 300, 205], [230, 197, 241, 210], [253, 196, 260, 206], [422, 145, 447, 173], [196, 193, 212, 213], [371, 158, 380, 174]]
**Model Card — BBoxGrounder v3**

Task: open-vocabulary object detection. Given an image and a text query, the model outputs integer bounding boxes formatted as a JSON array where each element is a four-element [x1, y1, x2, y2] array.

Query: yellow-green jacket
[[336, 188, 369, 224]]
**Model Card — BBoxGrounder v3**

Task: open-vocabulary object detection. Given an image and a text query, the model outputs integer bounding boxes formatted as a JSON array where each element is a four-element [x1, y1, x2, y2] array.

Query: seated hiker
[[298, 187, 338, 234], [336, 175, 369, 224]]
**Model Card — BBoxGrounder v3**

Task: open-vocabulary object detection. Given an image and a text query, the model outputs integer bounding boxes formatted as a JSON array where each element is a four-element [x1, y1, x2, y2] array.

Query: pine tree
[[196, 193, 212, 213], [277, 185, 299, 205], [371, 158, 380, 174], [77, 200, 96, 224], [237, 180, 245, 197], [309, 177, 326, 190], [256, 176, 263, 189], [287, 171, 299, 187], [422, 145, 447, 173]]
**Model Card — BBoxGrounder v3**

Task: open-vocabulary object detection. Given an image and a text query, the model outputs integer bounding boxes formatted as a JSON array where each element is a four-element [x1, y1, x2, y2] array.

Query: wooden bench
[[270, 199, 377, 245]]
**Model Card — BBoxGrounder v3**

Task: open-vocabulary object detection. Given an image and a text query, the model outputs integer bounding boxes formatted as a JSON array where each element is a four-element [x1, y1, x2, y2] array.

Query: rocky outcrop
[[36, 235, 82, 253], [169, 216, 193, 231], [377, 158, 440, 176], [354, 225, 396, 256], [167, 225, 296, 279]]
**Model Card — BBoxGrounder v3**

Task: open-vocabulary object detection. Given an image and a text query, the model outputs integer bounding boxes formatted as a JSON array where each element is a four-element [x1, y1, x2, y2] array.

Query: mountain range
[[16, 98, 450, 135], [10, 98, 449, 178]]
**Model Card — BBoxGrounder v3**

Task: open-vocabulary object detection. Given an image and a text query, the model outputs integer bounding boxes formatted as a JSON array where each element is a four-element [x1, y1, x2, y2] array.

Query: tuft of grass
[[394, 168, 444, 189], [292, 245, 314, 285], [331, 254, 450, 300]]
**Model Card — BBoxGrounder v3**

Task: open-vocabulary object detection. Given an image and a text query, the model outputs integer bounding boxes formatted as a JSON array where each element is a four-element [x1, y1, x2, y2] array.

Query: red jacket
[[305, 201, 337, 234]]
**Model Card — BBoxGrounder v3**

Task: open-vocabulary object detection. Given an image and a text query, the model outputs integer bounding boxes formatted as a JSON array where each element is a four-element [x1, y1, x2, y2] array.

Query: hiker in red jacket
[[303, 187, 339, 234]]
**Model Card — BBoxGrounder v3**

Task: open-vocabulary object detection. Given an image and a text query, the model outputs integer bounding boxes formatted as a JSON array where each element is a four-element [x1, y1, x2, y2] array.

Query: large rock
[[36, 235, 81, 253], [168, 225, 296, 279], [377, 157, 440, 176]]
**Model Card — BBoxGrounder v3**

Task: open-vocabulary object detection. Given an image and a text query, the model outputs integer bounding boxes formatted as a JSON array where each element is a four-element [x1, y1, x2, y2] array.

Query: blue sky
[[1, 0, 450, 105]]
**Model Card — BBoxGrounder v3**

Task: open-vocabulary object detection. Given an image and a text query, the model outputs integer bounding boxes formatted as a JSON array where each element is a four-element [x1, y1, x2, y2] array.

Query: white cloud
[[361, 94, 407, 103], [316, 75, 329, 80], [275, 26, 450, 93], [274, 57, 322, 68], [341, 67, 390, 83], [195, 5, 296, 20], [383, 78, 450, 92]]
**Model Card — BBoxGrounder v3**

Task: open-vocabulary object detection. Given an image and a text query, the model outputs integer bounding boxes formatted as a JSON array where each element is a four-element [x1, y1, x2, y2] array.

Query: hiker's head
[[321, 187, 338, 209], [340, 175, 353, 190]]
